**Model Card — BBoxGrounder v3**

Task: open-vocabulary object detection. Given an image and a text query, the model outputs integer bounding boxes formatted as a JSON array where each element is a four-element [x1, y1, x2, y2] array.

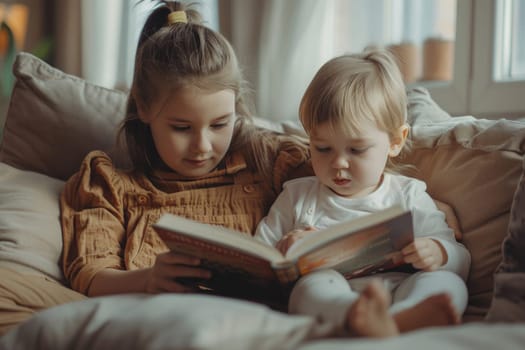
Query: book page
[[155, 226, 293, 302], [286, 206, 413, 277], [156, 226, 279, 280], [286, 204, 408, 260], [154, 214, 285, 263]]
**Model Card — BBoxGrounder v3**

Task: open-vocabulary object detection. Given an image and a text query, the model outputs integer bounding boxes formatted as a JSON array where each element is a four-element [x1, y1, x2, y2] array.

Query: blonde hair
[[299, 48, 410, 171], [119, 1, 289, 178]]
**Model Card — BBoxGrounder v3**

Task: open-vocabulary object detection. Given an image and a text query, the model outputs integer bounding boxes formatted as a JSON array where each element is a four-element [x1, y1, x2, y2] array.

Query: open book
[[153, 204, 413, 303]]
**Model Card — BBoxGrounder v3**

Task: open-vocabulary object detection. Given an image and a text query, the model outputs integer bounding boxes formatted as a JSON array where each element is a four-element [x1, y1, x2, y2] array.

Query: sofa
[[0, 52, 524, 349]]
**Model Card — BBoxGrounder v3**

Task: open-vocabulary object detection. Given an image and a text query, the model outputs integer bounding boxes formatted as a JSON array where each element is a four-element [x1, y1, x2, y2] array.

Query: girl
[[255, 49, 471, 336], [60, 1, 310, 297]]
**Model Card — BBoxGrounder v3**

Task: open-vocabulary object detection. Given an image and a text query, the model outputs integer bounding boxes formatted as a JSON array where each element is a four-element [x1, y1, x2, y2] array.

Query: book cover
[[153, 204, 414, 302]]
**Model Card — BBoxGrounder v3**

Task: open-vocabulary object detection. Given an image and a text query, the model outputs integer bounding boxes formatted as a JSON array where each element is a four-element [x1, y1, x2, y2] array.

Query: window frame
[[421, 0, 525, 118], [470, 0, 525, 117], [414, 0, 471, 116]]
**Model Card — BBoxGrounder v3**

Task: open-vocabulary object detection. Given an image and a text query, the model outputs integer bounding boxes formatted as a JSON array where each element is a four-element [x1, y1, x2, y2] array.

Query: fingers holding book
[[145, 251, 212, 293], [276, 226, 318, 254], [401, 238, 446, 271]]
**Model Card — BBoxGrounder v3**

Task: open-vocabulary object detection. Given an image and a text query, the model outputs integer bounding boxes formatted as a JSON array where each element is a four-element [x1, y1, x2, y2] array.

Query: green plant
[[0, 21, 52, 140], [0, 21, 16, 99]]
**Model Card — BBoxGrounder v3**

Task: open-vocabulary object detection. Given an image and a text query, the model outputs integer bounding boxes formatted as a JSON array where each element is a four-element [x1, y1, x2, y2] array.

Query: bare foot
[[346, 279, 399, 338], [393, 293, 460, 333]]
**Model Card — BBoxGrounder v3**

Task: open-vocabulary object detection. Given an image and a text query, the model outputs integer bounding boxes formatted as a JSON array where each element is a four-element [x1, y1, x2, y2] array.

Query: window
[[329, 0, 457, 84], [466, 0, 525, 117], [494, 0, 525, 80], [387, 0, 525, 118], [294, 0, 525, 118]]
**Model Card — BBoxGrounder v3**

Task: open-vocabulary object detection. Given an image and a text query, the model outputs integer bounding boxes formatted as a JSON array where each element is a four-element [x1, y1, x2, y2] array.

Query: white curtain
[[61, 0, 455, 119], [226, 0, 456, 121], [59, 0, 217, 91], [256, 0, 334, 121], [80, 0, 155, 90]]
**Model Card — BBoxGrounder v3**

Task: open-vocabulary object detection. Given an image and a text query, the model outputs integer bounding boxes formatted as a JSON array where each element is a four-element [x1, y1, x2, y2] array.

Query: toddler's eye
[[315, 146, 330, 153], [211, 122, 228, 129], [350, 147, 368, 154]]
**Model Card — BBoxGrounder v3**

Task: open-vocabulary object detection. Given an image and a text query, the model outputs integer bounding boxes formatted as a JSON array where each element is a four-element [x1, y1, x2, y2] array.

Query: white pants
[[288, 269, 468, 329]]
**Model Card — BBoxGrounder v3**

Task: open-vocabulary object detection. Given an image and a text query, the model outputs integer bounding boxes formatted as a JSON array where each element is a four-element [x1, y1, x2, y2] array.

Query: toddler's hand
[[145, 251, 211, 293], [433, 199, 463, 241], [401, 238, 447, 271], [276, 226, 317, 254]]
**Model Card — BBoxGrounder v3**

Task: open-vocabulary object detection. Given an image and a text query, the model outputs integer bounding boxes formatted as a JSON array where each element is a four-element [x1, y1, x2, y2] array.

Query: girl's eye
[[171, 125, 190, 131]]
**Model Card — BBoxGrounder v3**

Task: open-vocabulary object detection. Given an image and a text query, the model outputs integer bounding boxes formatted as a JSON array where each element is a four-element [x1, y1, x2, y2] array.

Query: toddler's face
[[145, 86, 236, 177], [309, 120, 398, 198]]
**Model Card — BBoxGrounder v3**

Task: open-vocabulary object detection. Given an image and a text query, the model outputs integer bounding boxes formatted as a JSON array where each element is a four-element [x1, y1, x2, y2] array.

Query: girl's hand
[[276, 226, 317, 254], [401, 238, 447, 271], [145, 252, 212, 293]]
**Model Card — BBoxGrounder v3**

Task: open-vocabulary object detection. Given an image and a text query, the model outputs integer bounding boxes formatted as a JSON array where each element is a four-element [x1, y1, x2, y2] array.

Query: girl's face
[[309, 119, 402, 198], [144, 86, 236, 178]]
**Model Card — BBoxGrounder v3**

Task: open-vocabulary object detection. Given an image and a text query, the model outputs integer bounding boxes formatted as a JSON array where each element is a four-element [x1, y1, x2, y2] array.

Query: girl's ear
[[389, 124, 409, 157], [134, 94, 151, 124]]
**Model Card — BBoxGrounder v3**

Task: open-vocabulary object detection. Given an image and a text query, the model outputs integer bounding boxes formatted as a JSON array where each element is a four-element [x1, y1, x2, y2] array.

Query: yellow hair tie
[[168, 11, 188, 25]]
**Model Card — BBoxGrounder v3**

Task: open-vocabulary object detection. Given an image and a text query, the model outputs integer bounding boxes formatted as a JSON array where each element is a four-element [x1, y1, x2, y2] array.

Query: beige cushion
[[401, 116, 525, 320], [0, 162, 65, 281], [406, 86, 453, 125], [0, 52, 128, 181]]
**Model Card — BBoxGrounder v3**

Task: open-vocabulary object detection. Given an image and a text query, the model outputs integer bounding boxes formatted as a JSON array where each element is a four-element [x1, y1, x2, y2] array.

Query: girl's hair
[[119, 0, 285, 178], [299, 48, 410, 171]]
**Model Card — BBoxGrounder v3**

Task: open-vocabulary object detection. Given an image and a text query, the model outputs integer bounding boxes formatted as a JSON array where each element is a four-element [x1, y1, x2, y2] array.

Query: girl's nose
[[193, 131, 212, 153]]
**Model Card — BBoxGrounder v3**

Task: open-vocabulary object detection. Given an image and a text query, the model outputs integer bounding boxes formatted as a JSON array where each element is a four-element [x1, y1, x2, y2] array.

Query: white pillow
[[0, 294, 331, 350], [0, 162, 64, 281]]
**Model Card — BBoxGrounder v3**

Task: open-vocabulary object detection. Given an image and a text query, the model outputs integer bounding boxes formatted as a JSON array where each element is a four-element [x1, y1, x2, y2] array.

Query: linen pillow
[[0, 162, 65, 281], [400, 116, 525, 320], [406, 86, 452, 125], [3, 297, 525, 350], [0, 294, 332, 350], [0, 52, 128, 181]]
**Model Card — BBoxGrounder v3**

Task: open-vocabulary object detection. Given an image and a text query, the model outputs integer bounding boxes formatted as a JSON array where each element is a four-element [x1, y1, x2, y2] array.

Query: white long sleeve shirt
[[254, 174, 471, 280]]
